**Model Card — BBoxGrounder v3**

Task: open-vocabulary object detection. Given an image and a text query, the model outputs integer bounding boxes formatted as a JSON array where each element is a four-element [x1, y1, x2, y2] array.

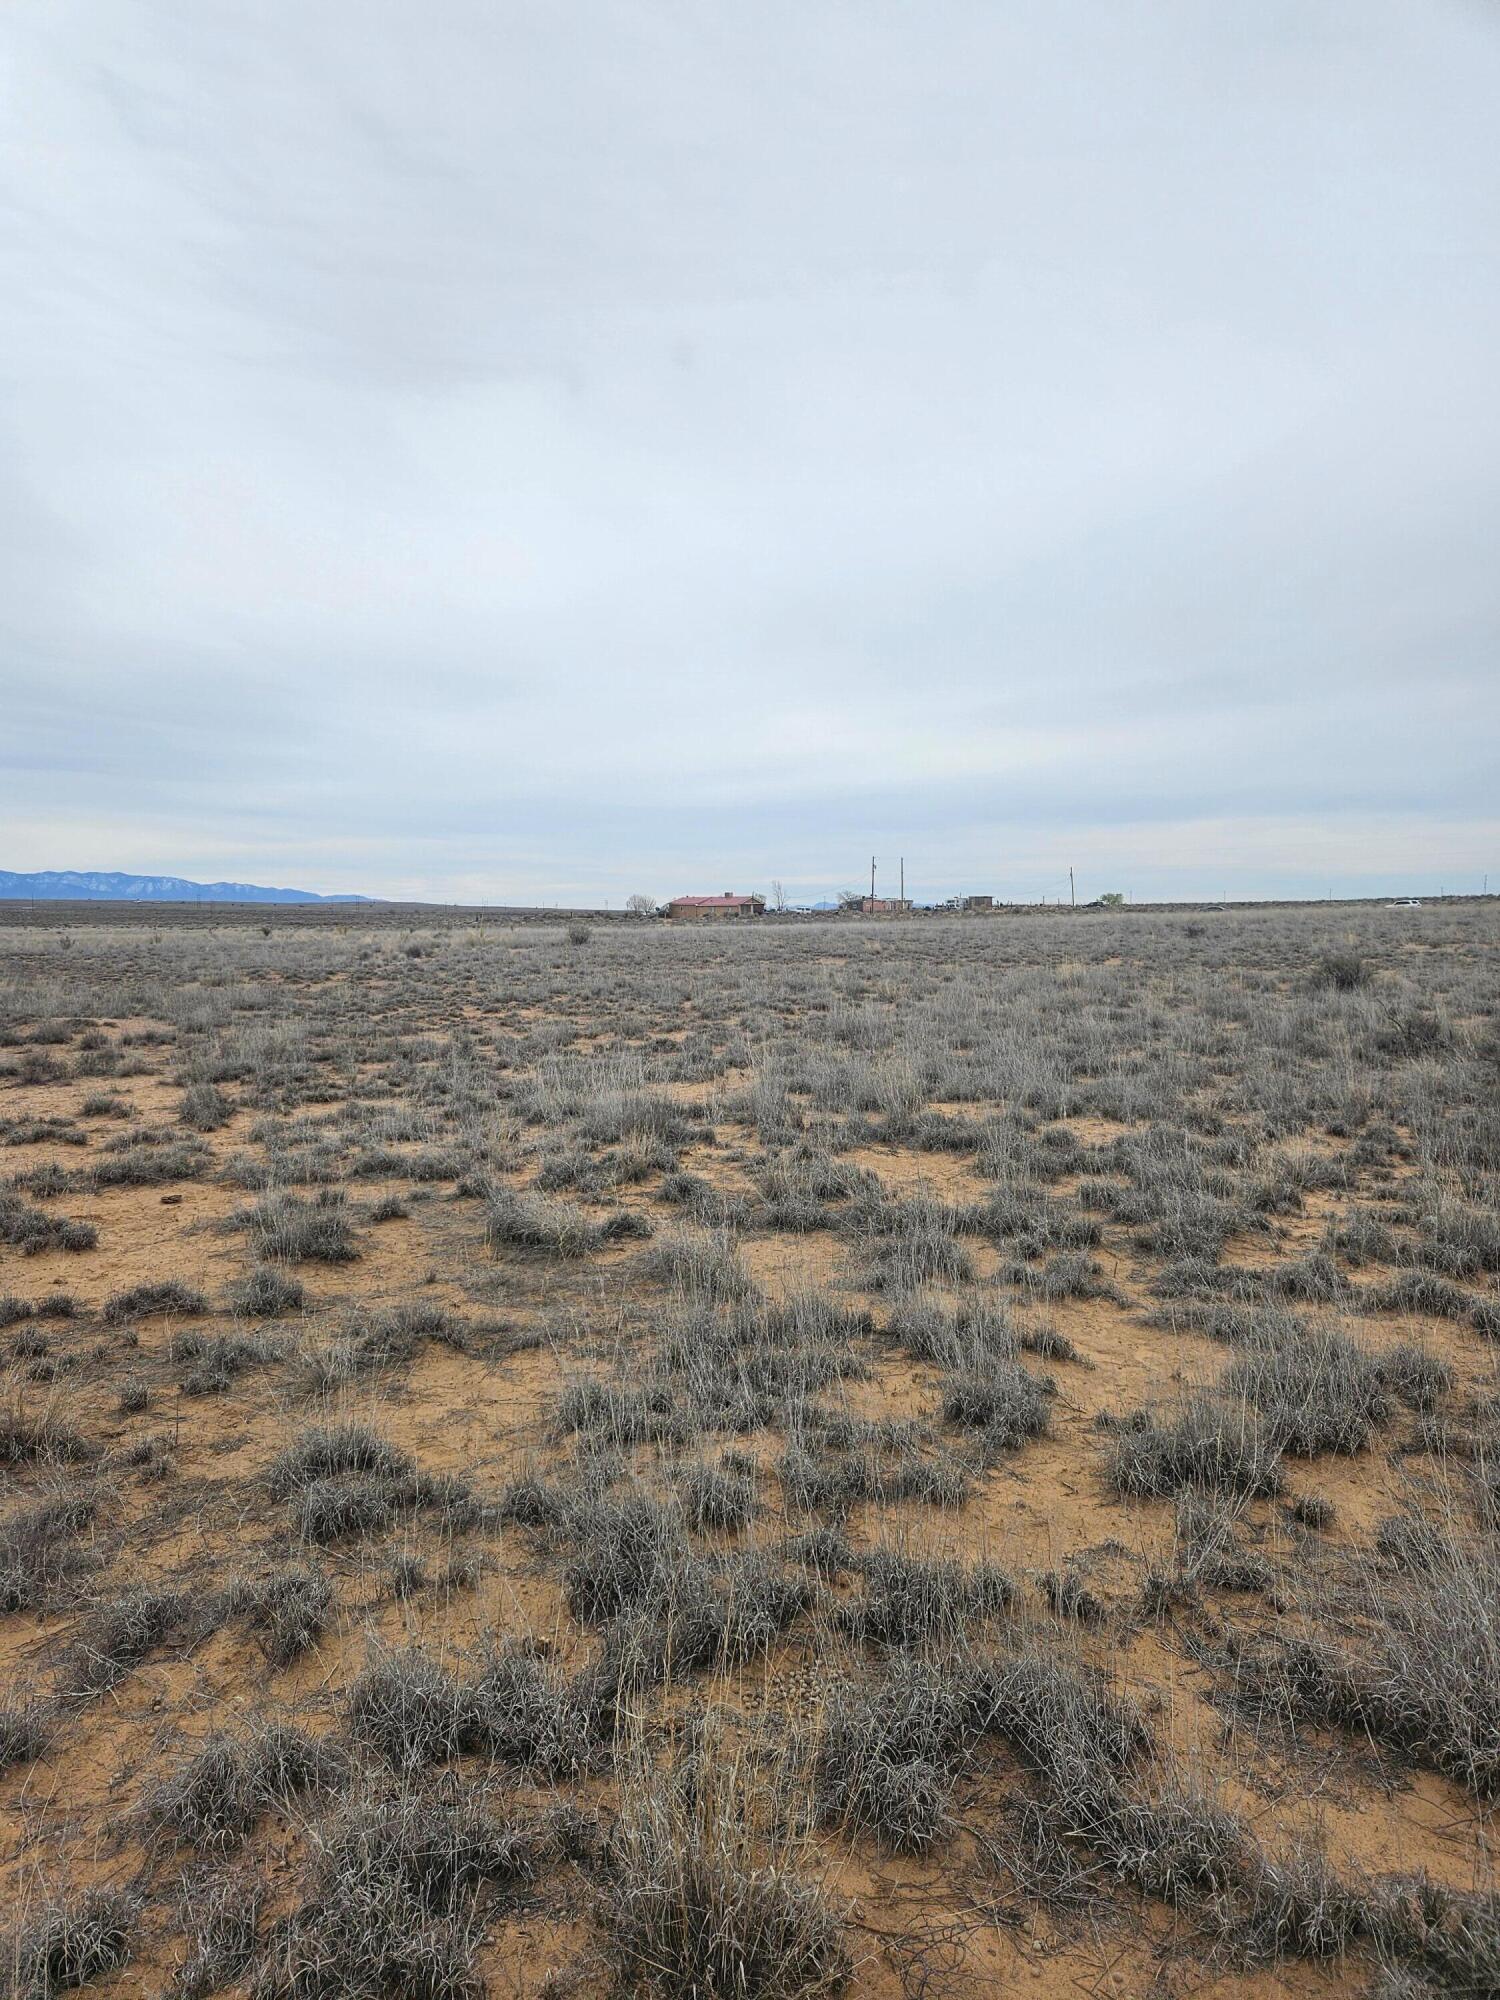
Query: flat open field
[[1, 906, 1496, 2000]]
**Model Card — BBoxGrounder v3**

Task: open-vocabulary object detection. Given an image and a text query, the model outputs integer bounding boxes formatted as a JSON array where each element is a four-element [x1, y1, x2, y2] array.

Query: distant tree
[[625, 894, 656, 917], [1098, 891, 1126, 907], [771, 879, 788, 913], [836, 888, 863, 912]]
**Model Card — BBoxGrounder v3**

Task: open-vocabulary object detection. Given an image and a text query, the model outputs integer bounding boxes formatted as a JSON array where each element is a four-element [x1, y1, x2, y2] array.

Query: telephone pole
[[899, 857, 905, 904], [870, 856, 876, 902], [1069, 867, 1075, 910]]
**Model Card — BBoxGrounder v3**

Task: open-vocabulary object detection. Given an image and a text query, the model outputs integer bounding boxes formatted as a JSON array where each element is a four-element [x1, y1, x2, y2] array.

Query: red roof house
[[666, 892, 766, 921]]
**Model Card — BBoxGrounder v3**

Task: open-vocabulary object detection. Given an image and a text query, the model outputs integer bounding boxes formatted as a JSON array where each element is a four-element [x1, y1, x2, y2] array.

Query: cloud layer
[[3, 2, 1498, 903]]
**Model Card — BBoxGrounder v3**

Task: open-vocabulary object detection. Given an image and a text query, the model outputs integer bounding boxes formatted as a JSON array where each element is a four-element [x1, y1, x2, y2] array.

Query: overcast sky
[[3, 2, 1498, 904]]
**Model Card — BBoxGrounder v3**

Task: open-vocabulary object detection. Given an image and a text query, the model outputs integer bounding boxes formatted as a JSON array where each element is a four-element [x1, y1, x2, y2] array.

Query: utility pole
[[870, 856, 876, 903], [899, 857, 905, 905], [1069, 867, 1075, 910]]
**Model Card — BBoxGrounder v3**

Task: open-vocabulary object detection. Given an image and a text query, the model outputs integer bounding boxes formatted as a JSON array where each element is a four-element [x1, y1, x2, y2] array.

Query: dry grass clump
[[0, 1408, 94, 1472], [1229, 1844, 1377, 1964], [0, 1699, 53, 1774], [886, 1294, 1018, 1367], [67, 1583, 191, 1694], [558, 1492, 689, 1627], [230, 1265, 306, 1317], [345, 1641, 601, 1779], [102, 1278, 209, 1323], [179, 1079, 233, 1130], [642, 1228, 756, 1301], [754, 1151, 865, 1232], [552, 1376, 680, 1450], [676, 1456, 759, 1532], [267, 1422, 415, 1497], [254, 1777, 554, 2000], [657, 1167, 755, 1229], [1219, 1507, 1500, 1797], [289, 1481, 405, 1546], [813, 1637, 1335, 1932], [1314, 951, 1370, 991], [264, 1417, 479, 1545], [175, 1869, 265, 1999], [554, 1491, 810, 1676], [1107, 1398, 1285, 1499], [1007, 1250, 1125, 1305], [814, 1653, 996, 1852], [1405, 1195, 1500, 1278], [644, 1294, 871, 1434], [1223, 1326, 1393, 1455], [579, 1086, 693, 1150], [171, 1327, 280, 1395], [484, 1184, 607, 1258], [600, 1730, 850, 2000], [4, 1887, 138, 2000], [1151, 1488, 1279, 1603], [143, 1721, 343, 1847], [1018, 1321, 1083, 1362], [0, 1484, 105, 1612], [226, 1565, 334, 1666], [777, 1423, 972, 1513], [345, 1647, 469, 1772], [938, 1353, 1053, 1450], [1374, 1341, 1455, 1411], [0, 1191, 96, 1255], [90, 1137, 210, 1187], [297, 1303, 475, 1393], [978, 1647, 1271, 1912], [1323, 1206, 1399, 1265], [838, 1547, 1014, 1648], [242, 1190, 360, 1263], [463, 1642, 598, 1776], [860, 1202, 974, 1292], [1364, 1270, 1475, 1320], [1374, 1875, 1500, 1997]]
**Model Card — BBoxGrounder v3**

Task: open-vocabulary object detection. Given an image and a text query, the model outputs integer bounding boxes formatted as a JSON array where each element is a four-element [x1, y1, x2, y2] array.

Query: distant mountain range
[[0, 870, 367, 905]]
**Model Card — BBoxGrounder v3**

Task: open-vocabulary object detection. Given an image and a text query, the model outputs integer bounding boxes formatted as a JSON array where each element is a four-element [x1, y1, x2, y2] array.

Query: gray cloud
[[2, 0, 1498, 902]]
